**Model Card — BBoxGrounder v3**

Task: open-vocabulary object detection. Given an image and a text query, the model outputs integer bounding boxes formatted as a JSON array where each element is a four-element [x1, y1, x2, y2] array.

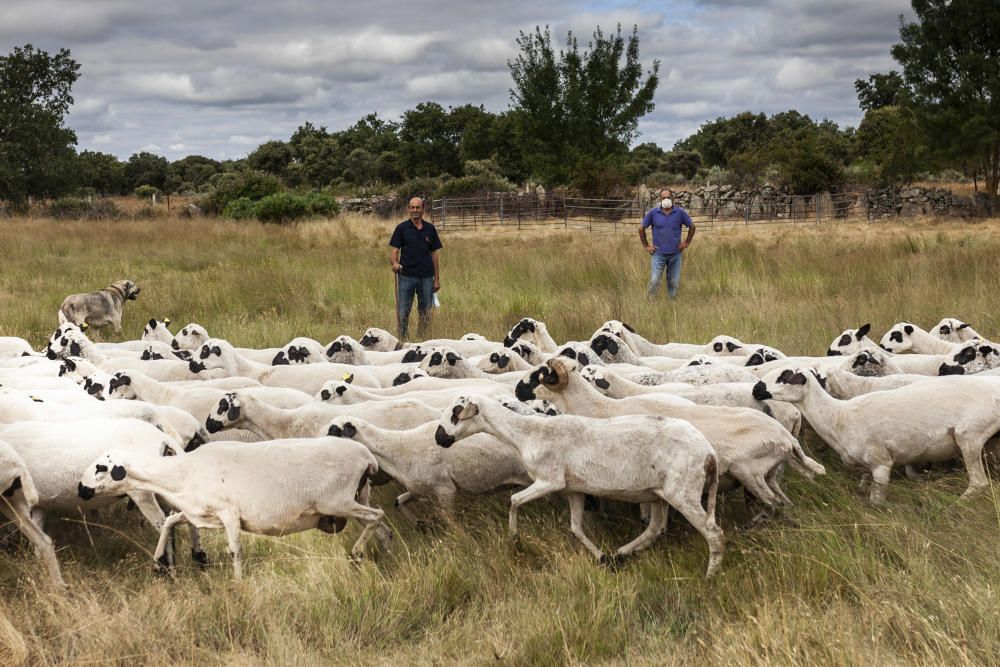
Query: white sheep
[[419, 348, 523, 386], [0, 440, 65, 589], [597, 320, 748, 359], [316, 376, 515, 410], [932, 317, 982, 342], [140, 318, 175, 346], [825, 324, 877, 356], [470, 347, 535, 374], [326, 415, 531, 521], [359, 327, 406, 352], [879, 321, 977, 356], [78, 437, 389, 580], [579, 365, 802, 437], [204, 391, 441, 440], [0, 337, 35, 359], [752, 368, 1000, 502], [517, 358, 824, 514], [190, 339, 380, 391], [434, 394, 725, 575]]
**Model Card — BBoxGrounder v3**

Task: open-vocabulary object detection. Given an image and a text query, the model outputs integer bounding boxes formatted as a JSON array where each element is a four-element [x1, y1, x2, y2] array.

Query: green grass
[[2, 214, 1000, 665]]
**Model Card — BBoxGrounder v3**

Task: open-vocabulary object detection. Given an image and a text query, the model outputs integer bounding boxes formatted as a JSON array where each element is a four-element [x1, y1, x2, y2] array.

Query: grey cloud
[[2, 0, 912, 159]]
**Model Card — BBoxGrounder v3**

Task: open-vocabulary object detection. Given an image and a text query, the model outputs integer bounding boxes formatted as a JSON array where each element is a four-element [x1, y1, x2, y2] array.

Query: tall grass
[[1, 214, 1000, 664]]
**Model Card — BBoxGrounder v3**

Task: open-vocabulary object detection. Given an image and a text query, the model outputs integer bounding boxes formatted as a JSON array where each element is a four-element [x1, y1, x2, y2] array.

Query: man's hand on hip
[[677, 241, 689, 251], [645, 245, 657, 255]]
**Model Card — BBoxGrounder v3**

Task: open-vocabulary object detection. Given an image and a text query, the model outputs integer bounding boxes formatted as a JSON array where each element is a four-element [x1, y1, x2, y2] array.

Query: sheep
[[932, 317, 982, 343], [359, 327, 406, 352], [78, 437, 389, 580], [170, 323, 305, 365], [503, 317, 564, 353], [747, 343, 984, 378], [141, 318, 175, 346], [579, 365, 802, 438], [107, 370, 311, 445], [879, 321, 977, 356], [268, 338, 329, 365], [204, 391, 441, 440], [822, 367, 939, 399], [597, 320, 747, 359], [325, 415, 531, 522], [590, 333, 725, 373], [190, 339, 381, 391], [0, 440, 65, 589], [752, 368, 1000, 503], [825, 323, 878, 356], [46, 326, 227, 382], [0, 419, 188, 562], [516, 358, 825, 515], [629, 362, 760, 386], [434, 394, 725, 575], [471, 347, 536, 374], [0, 337, 35, 359], [326, 335, 410, 366], [419, 349, 523, 386], [316, 379, 513, 410]]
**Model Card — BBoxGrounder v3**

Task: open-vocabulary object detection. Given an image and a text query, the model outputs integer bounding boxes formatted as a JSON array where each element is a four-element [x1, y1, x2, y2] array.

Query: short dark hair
[[659, 188, 673, 198]]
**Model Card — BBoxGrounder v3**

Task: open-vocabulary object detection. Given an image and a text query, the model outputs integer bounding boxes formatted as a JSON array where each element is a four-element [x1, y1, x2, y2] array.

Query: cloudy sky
[[1, 0, 913, 161]]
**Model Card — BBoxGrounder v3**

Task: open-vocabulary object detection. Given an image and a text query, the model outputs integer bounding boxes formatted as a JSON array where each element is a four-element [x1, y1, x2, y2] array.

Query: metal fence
[[430, 191, 884, 233]]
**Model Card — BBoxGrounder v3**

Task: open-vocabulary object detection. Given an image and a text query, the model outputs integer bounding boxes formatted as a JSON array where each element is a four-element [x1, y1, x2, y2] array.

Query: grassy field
[[2, 214, 1000, 665]]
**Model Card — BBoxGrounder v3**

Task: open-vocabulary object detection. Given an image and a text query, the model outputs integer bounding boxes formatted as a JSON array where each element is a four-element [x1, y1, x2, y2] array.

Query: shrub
[[397, 176, 443, 203], [254, 192, 309, 224], [222, 197, 258, 220], [201, 170, 283, 214], [303, 192, 340, 217], [133, 184, 161, 199], [433, 173, 516, 199], [47, 197, 122, 220]]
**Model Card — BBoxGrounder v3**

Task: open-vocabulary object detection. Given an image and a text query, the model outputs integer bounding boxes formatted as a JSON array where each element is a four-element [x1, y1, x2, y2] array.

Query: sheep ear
[[163, 318, 170, 326], [342, 422, 357, 438], [904, 325, 914, 335], [446, 352, 459, 365], [777, 369, 794, 383], [342, 373, 354, 384], [958, 322, 970, 330], [212, 346, 222, 356], [110, 465, 127, 481], [857, 323, 871, 339], [786, 372, 808, 385], [148, 319, 157, 328], [713, 342, 723, 352]]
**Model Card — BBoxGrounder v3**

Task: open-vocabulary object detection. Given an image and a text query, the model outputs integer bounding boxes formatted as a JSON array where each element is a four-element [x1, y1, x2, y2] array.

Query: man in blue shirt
[[389, 197, 442, 340], [638, 188, 696, 299]]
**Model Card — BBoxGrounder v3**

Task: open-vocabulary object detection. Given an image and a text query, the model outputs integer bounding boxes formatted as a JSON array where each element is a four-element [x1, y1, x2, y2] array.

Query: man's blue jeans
[[397, 274, 434, 340], [648, 252, 682, 299]]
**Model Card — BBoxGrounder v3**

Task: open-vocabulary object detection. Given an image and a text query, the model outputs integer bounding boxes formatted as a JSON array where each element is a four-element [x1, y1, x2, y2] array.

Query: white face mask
[[661, 197, 673, 209]]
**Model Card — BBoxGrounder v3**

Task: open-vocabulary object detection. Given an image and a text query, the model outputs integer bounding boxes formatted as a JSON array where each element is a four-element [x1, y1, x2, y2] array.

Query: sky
[[0, 0, 914, 162]]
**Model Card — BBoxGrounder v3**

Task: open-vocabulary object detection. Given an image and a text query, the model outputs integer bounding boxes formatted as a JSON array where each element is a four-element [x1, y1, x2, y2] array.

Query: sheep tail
[[356, 462, 378, 501], [702, 454, 719, 521], [9, 470, 41, 510], [787, 442, 826, 479]]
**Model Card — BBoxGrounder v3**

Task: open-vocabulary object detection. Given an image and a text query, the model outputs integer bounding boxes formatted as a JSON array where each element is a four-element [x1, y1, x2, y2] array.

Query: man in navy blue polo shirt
[[638, 188, 696, 299], [389, 197, 442, 340]]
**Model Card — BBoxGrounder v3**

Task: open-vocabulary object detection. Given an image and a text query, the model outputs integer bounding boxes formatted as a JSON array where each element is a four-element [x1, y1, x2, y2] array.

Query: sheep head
[[435, 396, 481, 448]]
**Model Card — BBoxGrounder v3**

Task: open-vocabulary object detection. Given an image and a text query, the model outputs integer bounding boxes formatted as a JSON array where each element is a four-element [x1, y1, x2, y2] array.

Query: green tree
[[890, 0, 1000, 206], [247, 140, 293, 178], [398, 102, 461, 178], [0, 44, 80, 206], [76, 150, 125, 195], [855, 71, 908, 112], [167, 155, 219, 193], [288, 122, 342, 188], [508, 24, 659, 185], [854, 105, 924, 185], [124, 151, 169, 191], [676, 112, 770, 170]]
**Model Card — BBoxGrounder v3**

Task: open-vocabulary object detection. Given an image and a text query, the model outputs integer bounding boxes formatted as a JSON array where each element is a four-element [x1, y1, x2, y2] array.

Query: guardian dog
[[58, 279, 141, 333]]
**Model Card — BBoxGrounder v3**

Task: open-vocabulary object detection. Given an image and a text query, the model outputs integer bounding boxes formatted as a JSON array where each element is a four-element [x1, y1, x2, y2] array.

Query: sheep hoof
[[349, 553, 365, 567], [415, 520, 433, 533], [191, 549, 210, 568]]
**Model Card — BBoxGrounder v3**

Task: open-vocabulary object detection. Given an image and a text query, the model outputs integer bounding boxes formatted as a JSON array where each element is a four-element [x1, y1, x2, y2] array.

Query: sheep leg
[[357, 483, 392, 551], [221, 514, 243, 581], [904, 465, 921, 481], [565, 492, 605, 561], [1, 494, 66, 590], [393, 491, 422, 523], [658, 489, 725, 578], [153, 512, 188, 575], [128, 491, 172, 564], [765, 466, 792, 506], [189, 525, 208, 567], [508, 481, 563, 539], [614, 501, 667, 561], [868, 465, 892, 505], [340, 503, 386, 561], [955, 428, 990, 499]]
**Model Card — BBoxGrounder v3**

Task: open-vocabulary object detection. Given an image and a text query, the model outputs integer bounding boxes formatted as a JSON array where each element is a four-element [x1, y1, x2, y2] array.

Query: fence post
[[441, 198, 447, 227], [499, 197, 504, 225], [564, 198, 568, 229]]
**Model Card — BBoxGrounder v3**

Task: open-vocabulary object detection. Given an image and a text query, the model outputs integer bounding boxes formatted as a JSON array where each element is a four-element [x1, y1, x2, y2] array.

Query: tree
[[247, 140, 293, 178], [167, 155, 219, 193], [854, 105, 925, 185], [76, 151, 125, 195], [288, 122, 342, 188], [124, 151, 169, 192], [890, 0, 1000, 207], [398, 102, 461, 178], [0, 44, 80, 206], [854, 71, 908, 112], [508, 24, 659, 185], [676, 112, 770, 170]]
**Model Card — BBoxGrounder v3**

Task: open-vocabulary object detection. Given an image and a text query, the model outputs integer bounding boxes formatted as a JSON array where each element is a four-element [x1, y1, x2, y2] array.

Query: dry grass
[[1, 213, 1000, 665]]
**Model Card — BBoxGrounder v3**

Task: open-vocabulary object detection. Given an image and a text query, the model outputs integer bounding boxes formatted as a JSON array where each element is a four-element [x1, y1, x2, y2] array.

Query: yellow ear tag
[[80, 322, 89, 330], [343, 373, 354, 383], [163, 318, 171, 325]]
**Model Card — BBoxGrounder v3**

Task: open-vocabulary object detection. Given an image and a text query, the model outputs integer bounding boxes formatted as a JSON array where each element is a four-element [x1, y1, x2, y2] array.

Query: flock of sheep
[[2, 310, 999, 589]]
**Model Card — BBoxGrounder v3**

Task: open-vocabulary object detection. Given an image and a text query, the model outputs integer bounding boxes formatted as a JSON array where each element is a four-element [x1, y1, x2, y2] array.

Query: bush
[[397, 176, 443, 203], [303, 192, 340, 217], [47, 197, 122, 220], [133, 184, 161, 199], [201, 170, 283, 214], [222, 197, 258, 220], [433, 173, 516, 199], [254, 192, 309, 224]]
